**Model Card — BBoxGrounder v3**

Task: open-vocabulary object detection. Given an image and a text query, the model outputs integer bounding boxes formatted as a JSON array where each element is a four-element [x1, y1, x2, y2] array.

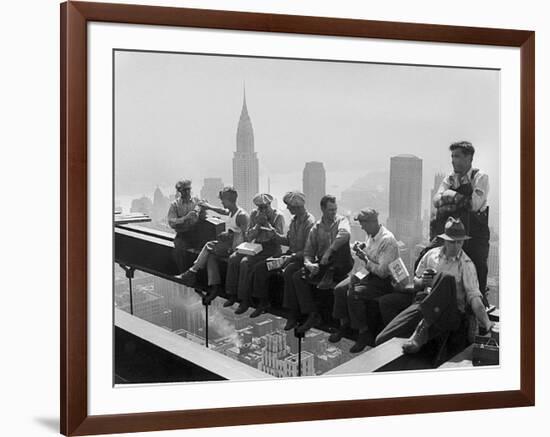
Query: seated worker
[[248, 191, 316, 318], [167, 179, 202, 272], [224, 193, 285, 314], [174, 187, 249, 304], [330, 208, 400, 353], [375, 217, 493, 354], [288, 195, 354, 334]]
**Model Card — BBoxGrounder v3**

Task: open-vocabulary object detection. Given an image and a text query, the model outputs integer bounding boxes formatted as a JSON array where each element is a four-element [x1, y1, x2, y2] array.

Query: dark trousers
[[225, 245, 281, 302], [251, 258, 300, 302], [332, 275, 393, 333], [173, 235, 194, 273], [375, 272, 465, 346], [281, 261, 306, 312], [291, 263, 352, 316], [463, 238, 490, 295]]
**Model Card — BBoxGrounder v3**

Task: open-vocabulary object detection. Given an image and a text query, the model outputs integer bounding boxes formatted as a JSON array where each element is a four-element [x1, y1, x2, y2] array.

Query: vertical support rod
[[298, 335, 302, 377], [128, 276, 134, 315], [205, 301, 209, 348]]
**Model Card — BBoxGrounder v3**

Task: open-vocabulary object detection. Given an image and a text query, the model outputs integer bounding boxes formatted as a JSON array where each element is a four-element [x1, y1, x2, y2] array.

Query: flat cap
[[175, 179, 192, 190], [253, 193, 274, 206], [282, 191, 306, 207], [354, 208, 379, 222]]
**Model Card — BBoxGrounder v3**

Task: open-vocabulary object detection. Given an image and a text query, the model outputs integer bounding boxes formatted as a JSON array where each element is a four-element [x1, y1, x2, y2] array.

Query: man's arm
[[167, 203, 199, 230], [245, 211, 259, 242], [433, 176, 452, 208], [328, 217, 351, 253], [471, 173, 489, 212], [463, 258, 491, 328], [303, 226, 318, 265], [292, 220, 315, 261]]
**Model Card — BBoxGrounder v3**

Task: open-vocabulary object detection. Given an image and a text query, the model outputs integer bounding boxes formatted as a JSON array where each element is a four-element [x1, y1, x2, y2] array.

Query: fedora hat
[[438, 217, 471, 241]]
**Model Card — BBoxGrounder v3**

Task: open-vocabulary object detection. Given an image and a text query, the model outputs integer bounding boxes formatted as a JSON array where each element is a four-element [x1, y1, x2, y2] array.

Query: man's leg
[[224, 251, 244, 306], [463, 238, 490, 298], [293, 268, 321, 333], [173, 235, 191, 273], [329, 276, 352, 342], [282, 261, 303, 330], [375, 303, 423, 346], [250, 262, 272, 317], [378, 291, 415, 328], [402, 272, 462, 354], [348, 276, 391, 335]]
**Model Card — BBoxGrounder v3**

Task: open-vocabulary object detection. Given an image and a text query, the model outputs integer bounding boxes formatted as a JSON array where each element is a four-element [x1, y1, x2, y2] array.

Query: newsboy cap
[[283, 191, 306, 207], [354, 208, 379, 222], [253, 193, 274, 206], [175, 179, 192, 190]]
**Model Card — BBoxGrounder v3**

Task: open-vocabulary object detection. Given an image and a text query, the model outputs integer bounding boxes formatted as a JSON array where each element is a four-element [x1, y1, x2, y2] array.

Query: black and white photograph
[[113, 49, 501, 384]]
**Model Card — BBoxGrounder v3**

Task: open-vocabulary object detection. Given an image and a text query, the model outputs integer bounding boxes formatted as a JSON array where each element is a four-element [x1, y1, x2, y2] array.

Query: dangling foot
[[317, 268, 336, 290], [296, 312, 321, 334], [328, 324, 351, 343], [284, 314, 300, 331], [349, 330, 372, 353], [223, 296, 237, 307], [202, 285, 220, 305], [234, 301, 250, 315], [250, 301, 270, 318], [402, 319, 430, 354], [174, 269, 197, 287]]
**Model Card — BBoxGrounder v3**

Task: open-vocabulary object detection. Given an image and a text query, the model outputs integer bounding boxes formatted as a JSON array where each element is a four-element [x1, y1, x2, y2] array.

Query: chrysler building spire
[[233, 85, 259, 213]]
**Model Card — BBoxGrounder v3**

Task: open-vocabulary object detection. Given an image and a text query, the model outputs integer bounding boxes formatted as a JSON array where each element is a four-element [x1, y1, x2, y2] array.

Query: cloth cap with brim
[[175, 179, 192, 190], [282, 191, 306, 207], [354, 208, 379, 222], [438, 217, 471, 241], [253, 193, 274, 206]]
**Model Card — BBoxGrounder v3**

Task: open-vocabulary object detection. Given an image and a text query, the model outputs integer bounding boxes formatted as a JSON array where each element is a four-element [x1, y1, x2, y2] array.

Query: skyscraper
[[200, 178, 224, 205], [303, 161, 326, 220], [387, 155, 423, 248], [232, 88, 259, 214]]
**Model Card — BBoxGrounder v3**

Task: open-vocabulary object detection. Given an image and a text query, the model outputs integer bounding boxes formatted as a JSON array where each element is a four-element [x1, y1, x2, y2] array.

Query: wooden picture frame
[[60, 1, 535, 435]]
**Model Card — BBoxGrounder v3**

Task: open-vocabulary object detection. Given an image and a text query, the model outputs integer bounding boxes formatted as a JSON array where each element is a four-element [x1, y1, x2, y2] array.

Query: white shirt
[[363, 225, 399, 279], [434, 167, 489, 212], [415, 246, 482, 312]]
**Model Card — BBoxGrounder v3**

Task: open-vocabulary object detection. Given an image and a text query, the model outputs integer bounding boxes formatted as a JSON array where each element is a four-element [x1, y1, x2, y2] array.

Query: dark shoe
[[250, 304, 269, 318], [234, 302, 250, 315], [202, 285, 220, 305], [328, 325, 351, 343], [296, 312, 321, 334], [317, 268, 335, 290], [350, 331, 372, 353], [223, 296, 237, 307], [402, 319, 430, 354], [174, 269, 197, 287], [284, 315, 300, 331]]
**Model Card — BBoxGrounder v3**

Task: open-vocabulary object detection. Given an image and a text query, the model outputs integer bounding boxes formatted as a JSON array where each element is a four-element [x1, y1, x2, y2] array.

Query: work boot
[[174, 269, 197, 288], [202, 285, 220, 305], [250, 301, 270, 318], [234, 301, 250, 315], [317, 268, 336, 290], [284, 314, 300, 331], [223, 296, 237, 307], [402, 319, 430, 354], [349, 330, 372, 353], [328, 325, 351, 343], [296, 312, 321, 334]]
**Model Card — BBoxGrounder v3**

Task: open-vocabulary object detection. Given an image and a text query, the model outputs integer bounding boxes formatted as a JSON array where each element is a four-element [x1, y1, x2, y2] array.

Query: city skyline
[[114, 50, 500, 227]]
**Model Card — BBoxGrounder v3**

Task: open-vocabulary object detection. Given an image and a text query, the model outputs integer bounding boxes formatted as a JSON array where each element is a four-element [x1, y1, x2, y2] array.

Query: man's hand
[[198, 200, 215, 210], [305, 262, 320, 276], [421, 270, 435, 288], [320, 249, 332, 266]]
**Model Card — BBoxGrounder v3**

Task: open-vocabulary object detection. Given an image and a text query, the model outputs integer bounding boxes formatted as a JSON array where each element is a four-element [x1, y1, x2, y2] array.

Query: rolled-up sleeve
[[471, 173, 489, 212], [329, 217, 350, 252], [304, 226, 318, 263], [462, 259, 483, 305]]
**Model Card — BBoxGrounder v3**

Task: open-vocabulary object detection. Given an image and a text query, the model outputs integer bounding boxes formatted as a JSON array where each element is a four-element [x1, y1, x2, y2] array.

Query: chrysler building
[[232, 88, 259, 213]]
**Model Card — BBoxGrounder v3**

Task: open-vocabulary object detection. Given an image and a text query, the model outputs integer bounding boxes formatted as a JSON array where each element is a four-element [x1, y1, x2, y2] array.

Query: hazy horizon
[[115, 50, 500, 227]]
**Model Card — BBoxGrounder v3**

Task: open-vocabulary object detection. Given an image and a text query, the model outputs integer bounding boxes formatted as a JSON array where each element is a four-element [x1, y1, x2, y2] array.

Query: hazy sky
[[114, 50, 500, 220]]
